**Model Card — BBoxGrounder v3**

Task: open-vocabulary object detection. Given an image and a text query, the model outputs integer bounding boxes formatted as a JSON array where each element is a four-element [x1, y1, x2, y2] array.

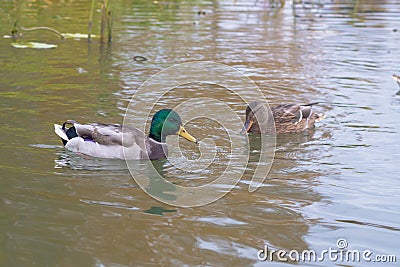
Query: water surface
[[1, 0, 399, 266]]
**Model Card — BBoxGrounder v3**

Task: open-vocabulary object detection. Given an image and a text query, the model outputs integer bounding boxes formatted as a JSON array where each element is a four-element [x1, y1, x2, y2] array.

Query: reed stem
[[88, 0, 96, 41]]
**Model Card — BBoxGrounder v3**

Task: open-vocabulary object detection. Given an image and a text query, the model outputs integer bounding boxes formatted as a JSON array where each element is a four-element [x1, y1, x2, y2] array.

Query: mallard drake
[[242, 101, 325, 134], [54, 109, 197, 160]]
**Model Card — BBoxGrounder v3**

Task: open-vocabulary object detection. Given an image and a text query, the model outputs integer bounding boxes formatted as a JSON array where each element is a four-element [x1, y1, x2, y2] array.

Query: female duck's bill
[[54, 109, 197, 160], [242, 101, 325, 134]]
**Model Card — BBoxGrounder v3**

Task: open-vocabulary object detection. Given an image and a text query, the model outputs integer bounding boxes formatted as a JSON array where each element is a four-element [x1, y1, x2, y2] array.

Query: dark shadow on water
[[276, 128, 316, 147], [143, 206, 177, 215], [144, 159, 179, 202]]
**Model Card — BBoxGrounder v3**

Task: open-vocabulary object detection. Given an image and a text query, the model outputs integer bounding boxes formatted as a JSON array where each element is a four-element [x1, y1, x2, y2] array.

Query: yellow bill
[[177, 126, 198, 144]]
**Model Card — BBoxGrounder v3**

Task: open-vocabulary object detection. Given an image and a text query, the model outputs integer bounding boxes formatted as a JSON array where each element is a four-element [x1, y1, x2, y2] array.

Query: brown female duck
[[242, 101, 325, 134]]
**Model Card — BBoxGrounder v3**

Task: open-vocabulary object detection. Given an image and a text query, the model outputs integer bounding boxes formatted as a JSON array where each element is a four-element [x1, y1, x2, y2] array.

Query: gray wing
[[74, 123, 147, 150]]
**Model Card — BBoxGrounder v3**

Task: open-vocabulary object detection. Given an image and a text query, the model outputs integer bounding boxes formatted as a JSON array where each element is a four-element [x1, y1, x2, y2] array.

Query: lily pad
[[11, 42, 57, 49], [62, 33, 98, 39]]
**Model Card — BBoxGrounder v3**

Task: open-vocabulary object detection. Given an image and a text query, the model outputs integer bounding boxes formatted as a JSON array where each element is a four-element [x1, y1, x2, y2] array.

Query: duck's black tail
[[54, 121, 78, 146]]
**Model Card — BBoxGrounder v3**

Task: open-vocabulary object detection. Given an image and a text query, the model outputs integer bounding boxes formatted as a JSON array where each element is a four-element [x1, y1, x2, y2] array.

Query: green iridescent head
[[149, 109, 197, 143]]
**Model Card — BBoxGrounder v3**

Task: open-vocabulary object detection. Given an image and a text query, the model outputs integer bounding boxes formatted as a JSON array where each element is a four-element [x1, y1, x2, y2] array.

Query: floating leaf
[[11, 42, 57, 49], [62, 33, 97, 39]]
